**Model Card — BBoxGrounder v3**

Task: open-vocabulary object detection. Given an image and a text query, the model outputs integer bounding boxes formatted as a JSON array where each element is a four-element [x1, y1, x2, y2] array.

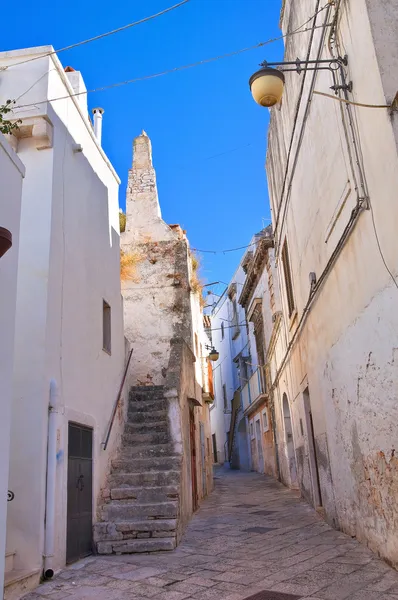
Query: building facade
[[265, 0, 398, 567], [0, 133, 24, 595], [95, 132, 213, 554], [1, 47, 126, 595], [210, 264, 251, 470], [239, 228, 279, 479]]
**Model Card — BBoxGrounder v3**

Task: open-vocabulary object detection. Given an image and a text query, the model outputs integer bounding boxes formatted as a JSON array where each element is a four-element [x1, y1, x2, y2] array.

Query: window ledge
[[102, 347, 112, 356]]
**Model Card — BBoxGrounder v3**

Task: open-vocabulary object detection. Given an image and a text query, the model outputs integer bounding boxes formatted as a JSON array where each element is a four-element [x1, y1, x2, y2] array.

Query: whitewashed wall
[[0, 134, 24, 592], [267, 0, 398, 566], [0, 47, 125, 576], [210, 265, 252, 466]]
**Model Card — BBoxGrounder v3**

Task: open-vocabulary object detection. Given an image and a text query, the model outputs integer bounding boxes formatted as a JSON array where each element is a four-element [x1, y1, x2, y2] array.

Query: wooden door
[[189, 410, 198, 511], [67, 423, 93, 563]]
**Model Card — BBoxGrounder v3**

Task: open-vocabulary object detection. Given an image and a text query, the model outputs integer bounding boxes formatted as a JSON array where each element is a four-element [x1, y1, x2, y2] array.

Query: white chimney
[[92, 107, 104, 145], [64, 67, 88, 116]]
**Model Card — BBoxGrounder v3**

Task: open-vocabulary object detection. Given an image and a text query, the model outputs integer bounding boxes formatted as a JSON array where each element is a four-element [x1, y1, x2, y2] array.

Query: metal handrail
[[102, 348, 133, 451]]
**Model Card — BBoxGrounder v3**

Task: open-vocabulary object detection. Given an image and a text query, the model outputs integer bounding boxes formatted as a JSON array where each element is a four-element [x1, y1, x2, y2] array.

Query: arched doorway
[[283, 393, 297, 486]]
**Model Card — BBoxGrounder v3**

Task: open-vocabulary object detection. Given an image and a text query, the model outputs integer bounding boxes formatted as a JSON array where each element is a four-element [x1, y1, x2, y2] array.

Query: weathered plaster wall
[[122, 133, 191, 387], [122, 132, 212, 539], [0, 134, 24, 592], [266, 0, 398, 564]]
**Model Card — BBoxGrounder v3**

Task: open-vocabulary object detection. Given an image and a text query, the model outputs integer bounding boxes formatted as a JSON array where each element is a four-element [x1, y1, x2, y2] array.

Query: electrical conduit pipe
[[44, 379, 59, 579]]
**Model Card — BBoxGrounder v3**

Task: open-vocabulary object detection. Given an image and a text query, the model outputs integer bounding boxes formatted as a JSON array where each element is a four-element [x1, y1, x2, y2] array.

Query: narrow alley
[[25, 470, 398, 600]]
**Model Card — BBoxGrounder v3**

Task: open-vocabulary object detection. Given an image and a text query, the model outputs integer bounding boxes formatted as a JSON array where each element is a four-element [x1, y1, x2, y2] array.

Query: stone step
[[127, 410, 167, 424], [111, 455, 181, 473], [122, 431, 170, 445], [124, 421, 168, 435], [109, 469, 181, 488], [129, 389, 166, 400], [130, 385, 165, 392], [109, 485, 179, 502], [128, 399, 166, 413], [120, 443, 175, 459], [94, 518, 177, 542], [102, 500, 178, 521], [97, 537, 176, 555]]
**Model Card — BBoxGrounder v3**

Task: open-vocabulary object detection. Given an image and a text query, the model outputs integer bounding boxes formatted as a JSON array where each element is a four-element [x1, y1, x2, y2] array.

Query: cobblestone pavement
[[26, 468, 398, 600]]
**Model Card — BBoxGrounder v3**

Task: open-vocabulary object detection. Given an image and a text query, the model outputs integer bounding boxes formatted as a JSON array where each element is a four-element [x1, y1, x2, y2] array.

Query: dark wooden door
[[67, 423, 93, 563], [189, 410, 198, 512]]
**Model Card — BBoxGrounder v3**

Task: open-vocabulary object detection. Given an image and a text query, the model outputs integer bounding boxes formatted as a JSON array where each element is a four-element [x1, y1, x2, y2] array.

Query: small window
[[281, 239, 295, 317], [103, 300, 111, 354], [262, 408, 269, 433], [250, 421, 255, 440], [194, 333, 199, 356], [223, 384, 227, 410], [221, 321, 225, 340]]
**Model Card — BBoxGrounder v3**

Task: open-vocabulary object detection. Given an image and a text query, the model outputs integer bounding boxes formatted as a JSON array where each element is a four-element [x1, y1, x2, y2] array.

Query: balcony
[[241, 367, 267, 413]]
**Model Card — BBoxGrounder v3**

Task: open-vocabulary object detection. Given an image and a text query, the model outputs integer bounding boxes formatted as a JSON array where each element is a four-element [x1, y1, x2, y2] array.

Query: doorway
[[255, 418, 265, 473], [199, 422, 206, 497], [282, 394, 298, 486], [303, 388, 323, 507], [189, 409, 198, 511], [237, 418, 250, 471], [212, 433, 217, 464], [66, 423, 93, 564]]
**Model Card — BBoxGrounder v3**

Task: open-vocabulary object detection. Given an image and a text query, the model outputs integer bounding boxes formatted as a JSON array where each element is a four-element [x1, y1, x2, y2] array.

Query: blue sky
[[2, 0, 284, 286]]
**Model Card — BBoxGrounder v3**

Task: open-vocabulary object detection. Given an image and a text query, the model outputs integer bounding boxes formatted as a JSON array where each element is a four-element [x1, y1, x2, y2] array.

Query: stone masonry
[[94, 385, 181, 553], [94, 132, 210, 554]]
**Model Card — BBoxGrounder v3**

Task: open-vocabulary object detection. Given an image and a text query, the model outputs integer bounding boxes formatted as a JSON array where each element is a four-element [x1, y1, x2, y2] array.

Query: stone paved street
[[26, 469, 398, 600]]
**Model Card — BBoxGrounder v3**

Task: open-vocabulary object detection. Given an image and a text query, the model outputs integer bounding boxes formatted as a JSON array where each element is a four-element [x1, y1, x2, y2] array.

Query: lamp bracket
[[260, 55, 348, 75]]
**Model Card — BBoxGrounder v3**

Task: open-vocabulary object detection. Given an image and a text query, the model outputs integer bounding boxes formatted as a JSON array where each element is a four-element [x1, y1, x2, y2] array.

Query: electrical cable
[[313, 90, 392, 108], [191, 242, 258, 254], [12, 21, 332, 111], [1, 0, 190, 70]]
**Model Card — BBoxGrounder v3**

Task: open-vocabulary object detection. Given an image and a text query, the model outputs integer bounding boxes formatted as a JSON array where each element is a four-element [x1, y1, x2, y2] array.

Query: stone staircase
[[94, 385, 181, 554]]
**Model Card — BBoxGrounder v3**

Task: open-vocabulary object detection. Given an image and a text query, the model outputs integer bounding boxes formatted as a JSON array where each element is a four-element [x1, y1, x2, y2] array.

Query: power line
[[13, 22, 331, 111], [192, 242, 258, 255], [1, 0, 190, 70]]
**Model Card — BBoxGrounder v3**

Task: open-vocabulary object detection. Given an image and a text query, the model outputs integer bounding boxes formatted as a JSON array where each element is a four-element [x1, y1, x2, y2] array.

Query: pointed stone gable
[[123, 131, 175, 244]]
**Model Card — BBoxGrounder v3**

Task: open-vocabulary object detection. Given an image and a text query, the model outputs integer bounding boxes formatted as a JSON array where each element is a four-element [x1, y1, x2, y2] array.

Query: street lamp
[[249, 56, 351, 107], [0, 227, 12, 259], [205, 344, 219, 362]]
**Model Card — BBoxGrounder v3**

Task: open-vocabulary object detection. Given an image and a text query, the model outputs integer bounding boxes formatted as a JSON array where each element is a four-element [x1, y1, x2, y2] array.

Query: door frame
[[66, 421, 94, 564], [189, 409, 198, 512], [303, 388, 323, 507], [254, 416, 265, 473]]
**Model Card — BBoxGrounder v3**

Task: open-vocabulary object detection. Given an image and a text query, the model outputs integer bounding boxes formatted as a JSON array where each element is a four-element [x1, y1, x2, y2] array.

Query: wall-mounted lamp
[[205, 344, 219, 362], [249, 56, 351, 107], [0, 227, 12, 259]]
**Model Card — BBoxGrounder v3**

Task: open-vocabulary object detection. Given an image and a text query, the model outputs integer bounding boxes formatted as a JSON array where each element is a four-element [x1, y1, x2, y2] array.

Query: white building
[[264, 0, 398, 567], [210, 262, 252, 470], [238, 228, 280, 478], [0, 133, 25, 595], [0, 47, 125, 595]]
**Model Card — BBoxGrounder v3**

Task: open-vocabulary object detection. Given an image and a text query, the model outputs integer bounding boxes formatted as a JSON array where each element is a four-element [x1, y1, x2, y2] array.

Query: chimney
[[64, 67, 88, 116], [92, 108, 104, 145]]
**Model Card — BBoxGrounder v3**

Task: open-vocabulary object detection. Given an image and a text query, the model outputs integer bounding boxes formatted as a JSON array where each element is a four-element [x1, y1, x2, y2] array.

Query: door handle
[[76, 475, 84, 491]]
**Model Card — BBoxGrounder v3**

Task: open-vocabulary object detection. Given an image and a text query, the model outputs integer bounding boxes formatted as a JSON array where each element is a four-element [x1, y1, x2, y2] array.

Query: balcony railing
[[241, 366, 266, 411]]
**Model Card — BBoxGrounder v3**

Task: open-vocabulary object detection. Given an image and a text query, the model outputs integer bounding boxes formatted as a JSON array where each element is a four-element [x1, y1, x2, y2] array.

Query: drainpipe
[[44, 379, 59, 579], [92, 107, 104, 145]]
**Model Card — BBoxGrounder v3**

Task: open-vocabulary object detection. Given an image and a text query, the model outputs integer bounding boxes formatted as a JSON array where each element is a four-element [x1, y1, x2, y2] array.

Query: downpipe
[[43, 379, 59, 579]]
